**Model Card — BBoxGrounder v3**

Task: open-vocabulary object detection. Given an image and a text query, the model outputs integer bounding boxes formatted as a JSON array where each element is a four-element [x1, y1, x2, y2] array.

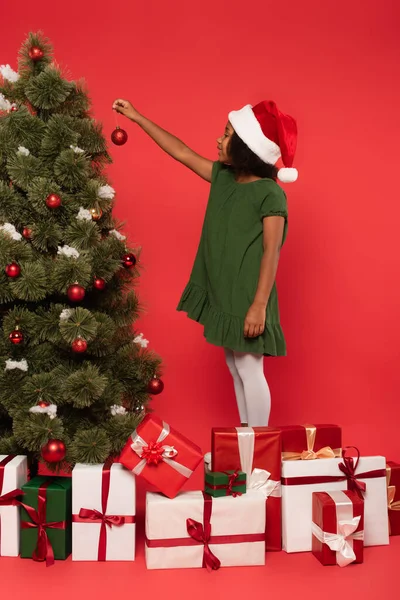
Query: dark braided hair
[[227, 131, 278, 180]]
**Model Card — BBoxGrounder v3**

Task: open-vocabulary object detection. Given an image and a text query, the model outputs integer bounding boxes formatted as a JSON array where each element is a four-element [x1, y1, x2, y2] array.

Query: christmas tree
[[0, 32, 162, 469]]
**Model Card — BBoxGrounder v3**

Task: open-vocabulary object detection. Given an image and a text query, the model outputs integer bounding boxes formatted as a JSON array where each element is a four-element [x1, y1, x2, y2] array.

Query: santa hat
[[228, 101, 298, 183]]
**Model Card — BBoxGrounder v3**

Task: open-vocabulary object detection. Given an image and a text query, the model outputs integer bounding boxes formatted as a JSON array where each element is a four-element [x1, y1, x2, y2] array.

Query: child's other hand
[[112, 99, 140, 122], [244, 302, 266, 338]]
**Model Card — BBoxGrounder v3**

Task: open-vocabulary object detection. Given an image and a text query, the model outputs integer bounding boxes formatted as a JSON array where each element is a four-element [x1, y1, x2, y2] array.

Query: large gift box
[[119, 414, 203, 499], [20, 476, 72, 566], [386, 461, 400, 535], [279, 424, 342, 460], [145, 490, 266, 569], [72, 463, 136, 561], [312, 490, 364, 567], [0, 455, 28, 556], [282, 450, 389, 552], [211, 426, 281, 550]]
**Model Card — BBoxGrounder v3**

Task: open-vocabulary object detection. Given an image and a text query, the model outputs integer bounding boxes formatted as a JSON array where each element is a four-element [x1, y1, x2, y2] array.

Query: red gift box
[[387, 461, 400, 535], [119, 415, 203, 499], [211, 426, 281, 551], [312, 490, 364, 566], [279, 424, 342, 460]]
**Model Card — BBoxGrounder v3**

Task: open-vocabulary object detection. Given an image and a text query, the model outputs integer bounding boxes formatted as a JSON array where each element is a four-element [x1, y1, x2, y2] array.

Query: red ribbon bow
[[0, 488, 23, 506], [186, 493, 221, 571], [141, 441, 165, 465], [78, 508, 126, 528], [338, 447, 367, 499], [20, 481, 66, 567], [224, 471, 242, 497]]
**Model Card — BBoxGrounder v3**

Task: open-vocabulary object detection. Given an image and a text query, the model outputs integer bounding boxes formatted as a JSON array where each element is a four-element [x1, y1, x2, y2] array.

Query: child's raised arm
[[113, 99, 213, 182]]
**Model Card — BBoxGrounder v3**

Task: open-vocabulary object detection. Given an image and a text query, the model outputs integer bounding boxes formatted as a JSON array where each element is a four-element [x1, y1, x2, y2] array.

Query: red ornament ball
[[41, 439, 66, 463], [147, 376, 164, 395], [38, 399, 50, 408], [111, 127, 128, 146], [122, 253, 136, 269], [9, 329, 24, 345], [22, 227, 32, 240], [67, 283, 85, 302], [46, 193, 62, 209], [71, 338, 87, 353], [29, 46, 44, 61], [89, 207, 103, 221], [10, 105, 18, 112], [93, 277, 106, 291], [5, 262, 21, 278]]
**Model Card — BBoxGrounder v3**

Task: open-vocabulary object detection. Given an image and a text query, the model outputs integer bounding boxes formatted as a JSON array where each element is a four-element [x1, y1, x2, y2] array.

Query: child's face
[[217, 122, 233, 164]]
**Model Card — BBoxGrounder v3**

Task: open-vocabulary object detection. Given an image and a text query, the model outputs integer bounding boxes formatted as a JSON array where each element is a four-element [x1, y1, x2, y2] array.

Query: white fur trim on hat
[[228, 104, 281, 165], [278, 168, 298, 183]]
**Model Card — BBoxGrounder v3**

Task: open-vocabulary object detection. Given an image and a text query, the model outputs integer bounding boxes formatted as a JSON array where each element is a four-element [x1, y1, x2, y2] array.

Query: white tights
[[224, 349, 271, 426]]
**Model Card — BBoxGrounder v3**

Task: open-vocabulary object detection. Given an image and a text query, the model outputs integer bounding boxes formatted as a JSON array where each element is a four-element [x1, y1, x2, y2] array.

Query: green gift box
[[20, 476, 72, 564], [205, 470, 246, 497]]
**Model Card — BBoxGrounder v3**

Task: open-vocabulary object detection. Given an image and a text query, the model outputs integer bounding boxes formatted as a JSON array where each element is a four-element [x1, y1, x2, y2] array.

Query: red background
[[1, 2, 399, 596]]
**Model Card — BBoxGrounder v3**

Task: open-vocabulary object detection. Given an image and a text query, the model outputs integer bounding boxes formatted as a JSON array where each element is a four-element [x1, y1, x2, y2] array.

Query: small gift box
[[20, 476, 72, 566], [119, 414, 203, 499], [72, 463, 136, 561], [211, 426, 281, 550], [205, 470, 246, 498], [281, 449, 389, 552], [0, 455, 28, 556], [279, 424, 342, 460], [312, 490, 364, 566], [145, 490, 266, 569], [386, 461, 400, 535]]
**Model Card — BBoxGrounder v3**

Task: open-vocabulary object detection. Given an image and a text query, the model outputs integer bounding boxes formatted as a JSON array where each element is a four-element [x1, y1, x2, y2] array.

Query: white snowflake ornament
[[29, 403, 57, 419], [4, 359, 28, 372], [0, 223, 22, 241], [109, 229, 126, 241], [0, 93, 12, 111], [98, 184, 115, 200], [57, 245, 80, 259], [0, 64, 19, 82], [110, 405, 127, 416], [133, 333, 149, 348], [77, 207, 92, 221], [17, 146, 30, 156]]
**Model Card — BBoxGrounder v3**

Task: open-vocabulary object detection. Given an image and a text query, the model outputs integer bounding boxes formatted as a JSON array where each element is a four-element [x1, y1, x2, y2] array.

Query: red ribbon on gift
[[0, 455, 24, 557], [207, 471, 243, 497], [20, 481, 66, 567], [146, 492, 265, 571], [72, 464, 136, 561]]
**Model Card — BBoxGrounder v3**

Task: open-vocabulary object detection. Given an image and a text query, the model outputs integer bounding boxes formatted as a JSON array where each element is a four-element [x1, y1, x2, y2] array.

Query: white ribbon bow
[[131, 421, 193, 478], [312, 517, 364, 567], [248, 468, 281, 498]]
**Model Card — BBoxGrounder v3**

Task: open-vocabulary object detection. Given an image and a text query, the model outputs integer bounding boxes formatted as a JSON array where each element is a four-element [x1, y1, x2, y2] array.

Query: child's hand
[[244, 302, 266, 338], [112, 99, 140, 122]]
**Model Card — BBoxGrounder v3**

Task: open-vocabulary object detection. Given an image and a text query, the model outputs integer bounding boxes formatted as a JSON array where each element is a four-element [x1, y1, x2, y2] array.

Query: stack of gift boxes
[[1, 417, 399, 568]]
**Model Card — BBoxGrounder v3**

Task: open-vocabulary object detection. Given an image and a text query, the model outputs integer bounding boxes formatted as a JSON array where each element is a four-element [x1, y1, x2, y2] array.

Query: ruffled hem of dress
[[176, 281, 286, 357]]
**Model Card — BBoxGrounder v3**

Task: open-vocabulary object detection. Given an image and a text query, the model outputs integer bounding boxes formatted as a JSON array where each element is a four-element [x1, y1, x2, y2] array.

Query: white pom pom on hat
[[228, 101, 298, 183]]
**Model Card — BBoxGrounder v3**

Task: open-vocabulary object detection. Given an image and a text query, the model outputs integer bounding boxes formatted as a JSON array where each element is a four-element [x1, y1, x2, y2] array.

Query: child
[[112, 98, 298, 426]]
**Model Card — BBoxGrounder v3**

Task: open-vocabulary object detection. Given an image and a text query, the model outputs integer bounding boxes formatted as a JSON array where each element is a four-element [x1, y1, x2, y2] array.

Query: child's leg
[[233, 352, 271, 426], [224, 348, 248, 425]]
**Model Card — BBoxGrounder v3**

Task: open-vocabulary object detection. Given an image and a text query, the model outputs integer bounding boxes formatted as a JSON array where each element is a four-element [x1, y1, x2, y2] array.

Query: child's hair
[[227, 131, 278, 180]]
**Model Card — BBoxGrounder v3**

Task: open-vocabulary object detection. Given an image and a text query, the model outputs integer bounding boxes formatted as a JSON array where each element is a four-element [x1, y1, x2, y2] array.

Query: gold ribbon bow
[[282, 424, 342, 461], [386, 464, 400, 534]]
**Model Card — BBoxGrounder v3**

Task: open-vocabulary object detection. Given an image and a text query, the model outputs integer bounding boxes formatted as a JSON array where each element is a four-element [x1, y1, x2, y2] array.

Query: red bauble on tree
[[10, 105, 18, 112], [71, 338, 87, 353], [5, 262, 21, 278], [111, 127, 128, 146], [38, 399, 50, 408], [46, 193, 62, 209], [22, 227, 32, 240], [148, 376, 164, 395], [122, 253, 136, 269], [93, 277, 106, 291], [41, 439, 66, 463], [9, 328, 24, 345], [89, 207, 103, 221], [67, 283, 85, 302], [29, 46, 44, 61]]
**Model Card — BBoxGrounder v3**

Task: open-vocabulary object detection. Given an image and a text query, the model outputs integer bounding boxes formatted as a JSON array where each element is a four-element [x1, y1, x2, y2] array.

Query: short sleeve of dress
[[260, 186, 288, 220], [211, 161, 223, 184]]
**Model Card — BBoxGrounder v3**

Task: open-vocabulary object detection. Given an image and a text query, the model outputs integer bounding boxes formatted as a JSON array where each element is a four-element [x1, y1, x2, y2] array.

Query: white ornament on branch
[[59, 308, 73, 322], [133, 333, 149, 348], [0, 64, 19, 82], [17, 146, 30, 156], [29, 403, 57, 419], [4, 358, 28, 372], [109, 229, 126, 241], [70, 144, 84, 154], [0, 223, 22, 241], [0, 93, 12, 111], [110, 404, 127, 416], [98, 184, 115, 200], [76, 207, 92, 221], [57, 245, 80, 259]]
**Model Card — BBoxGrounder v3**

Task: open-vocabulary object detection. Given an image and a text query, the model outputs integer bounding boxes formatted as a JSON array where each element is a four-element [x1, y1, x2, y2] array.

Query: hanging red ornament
[[5, 262, 21, 278], [38, 399, 50, 408], [46, 193, 62, 209], [22, 227, 32, 240], [67, 283, 85, 302], [93, 277, 106, 291], [111, 127, 128, 146], [29, 46, 44, 61], [71, 338, 87, 353], [10, 105, 18, 112], [9, 328, 24, 345], [89, 207, 103, 221], [147, 376, 164, 395], [122, 253, 136, 269], [41, 439, 66, 463]]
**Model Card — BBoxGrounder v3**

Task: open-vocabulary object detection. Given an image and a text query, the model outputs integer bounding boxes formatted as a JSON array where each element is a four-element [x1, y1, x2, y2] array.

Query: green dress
[[177, 161, 288, 356]]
